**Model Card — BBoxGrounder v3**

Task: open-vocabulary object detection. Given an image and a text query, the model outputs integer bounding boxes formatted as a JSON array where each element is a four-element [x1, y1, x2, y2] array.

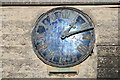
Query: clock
[[32, 7, 95, 67]]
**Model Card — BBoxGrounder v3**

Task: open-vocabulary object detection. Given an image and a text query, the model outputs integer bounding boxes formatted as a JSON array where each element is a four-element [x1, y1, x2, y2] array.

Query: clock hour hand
[[61, 23, 94, 39], [61, 21, 77, 39], [61, 15, 79, 39], [66, 21, 77, 33]]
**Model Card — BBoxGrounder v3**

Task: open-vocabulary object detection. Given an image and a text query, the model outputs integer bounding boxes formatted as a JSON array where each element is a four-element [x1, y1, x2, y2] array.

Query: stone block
[[0, 61, 2, 68], [2, 33, 31, 46], [91, 8, 119, 46], [118, 68, 120, 78], [97, 68, 119, 78], [118, 57, 120, 68], [2, 21, 32, 34], [2, 59, 47, 78], [0, 67, 2, 79], [1, 45, 36, 59], [77, 53, 97, 78], [0, 72, 2, 80], [97, 46, 120, 57], [97, 57, 119, 68]]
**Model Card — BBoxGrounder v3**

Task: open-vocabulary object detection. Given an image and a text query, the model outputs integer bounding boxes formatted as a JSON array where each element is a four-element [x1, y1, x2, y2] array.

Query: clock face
[[32, 7, 95, 67]]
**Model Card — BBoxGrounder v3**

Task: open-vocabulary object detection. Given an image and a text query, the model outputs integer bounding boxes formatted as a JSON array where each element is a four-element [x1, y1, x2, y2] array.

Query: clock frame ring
[[31, 7, 95, 68]]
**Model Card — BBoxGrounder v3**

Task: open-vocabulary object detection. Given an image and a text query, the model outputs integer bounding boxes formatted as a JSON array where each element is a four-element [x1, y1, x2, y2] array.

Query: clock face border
[[31, 7, 95, 68]]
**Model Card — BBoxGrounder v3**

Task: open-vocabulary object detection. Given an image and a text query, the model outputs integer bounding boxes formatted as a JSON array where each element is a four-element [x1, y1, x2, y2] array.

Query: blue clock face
[[32, 7, 95, 67]]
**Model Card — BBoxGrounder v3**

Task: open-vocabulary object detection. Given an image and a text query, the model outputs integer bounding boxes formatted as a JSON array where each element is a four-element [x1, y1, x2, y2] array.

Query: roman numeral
[[77, 43, 89, 55]]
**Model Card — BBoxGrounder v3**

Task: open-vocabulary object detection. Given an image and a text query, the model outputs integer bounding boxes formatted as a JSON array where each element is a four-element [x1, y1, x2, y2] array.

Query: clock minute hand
[[65, 27, 94, 38], [61, 23, 91, 39]]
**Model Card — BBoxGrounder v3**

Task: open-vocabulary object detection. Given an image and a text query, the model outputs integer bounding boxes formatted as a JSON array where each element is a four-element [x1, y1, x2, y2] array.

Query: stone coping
[[0, 0, 119, 5]]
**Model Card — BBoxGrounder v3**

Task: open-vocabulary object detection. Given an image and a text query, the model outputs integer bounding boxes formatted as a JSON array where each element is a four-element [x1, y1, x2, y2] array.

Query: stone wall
[[0, 5, 120, 78]]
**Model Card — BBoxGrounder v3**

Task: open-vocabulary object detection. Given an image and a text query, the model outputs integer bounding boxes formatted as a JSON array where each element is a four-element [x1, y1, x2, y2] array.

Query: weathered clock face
[[32, 7, 95, 67]]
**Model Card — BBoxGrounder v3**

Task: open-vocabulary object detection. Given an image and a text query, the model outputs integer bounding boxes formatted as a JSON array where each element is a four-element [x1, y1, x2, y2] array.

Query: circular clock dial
[[32, 7, 95, 67]]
